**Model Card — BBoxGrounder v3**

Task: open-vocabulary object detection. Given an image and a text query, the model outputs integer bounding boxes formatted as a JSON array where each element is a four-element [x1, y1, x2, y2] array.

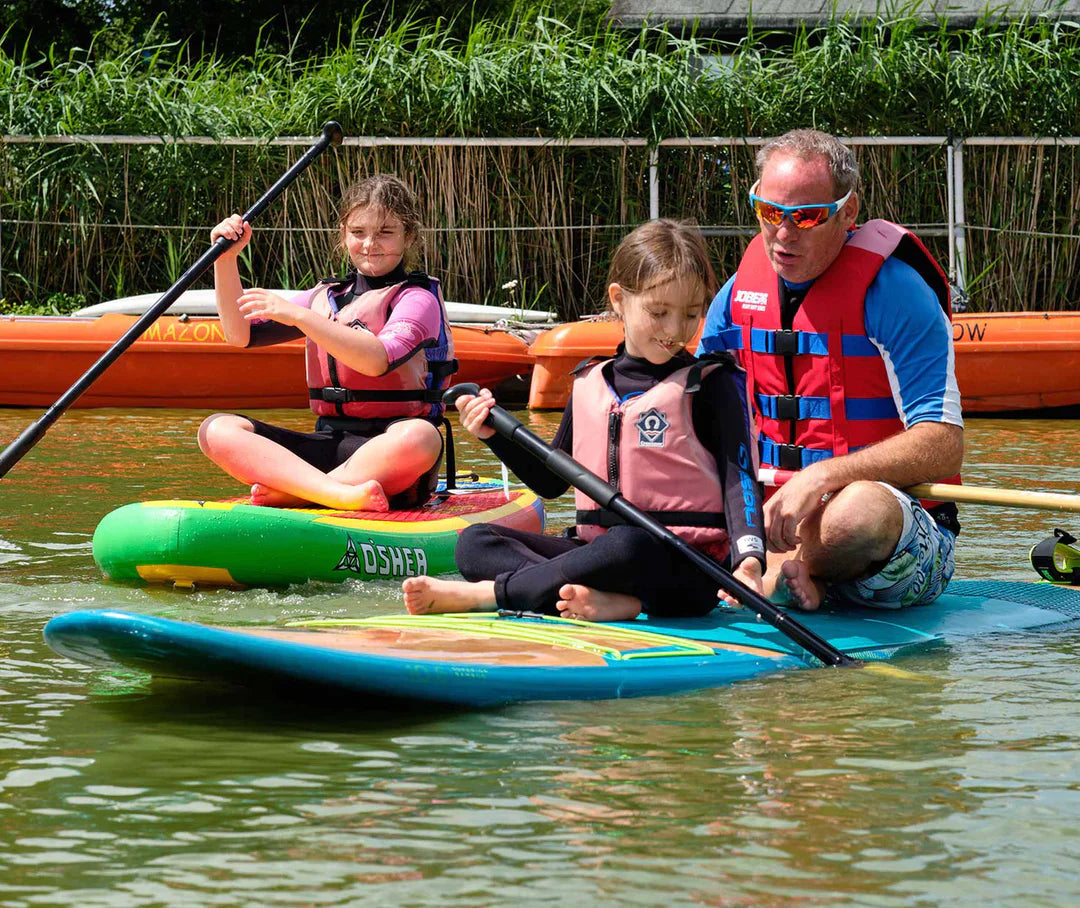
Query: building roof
[[608, 0, 1080, 34]]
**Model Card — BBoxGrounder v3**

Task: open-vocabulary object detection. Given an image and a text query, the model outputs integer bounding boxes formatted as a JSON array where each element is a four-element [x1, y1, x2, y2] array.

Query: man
[[698, 129, 963, 610]]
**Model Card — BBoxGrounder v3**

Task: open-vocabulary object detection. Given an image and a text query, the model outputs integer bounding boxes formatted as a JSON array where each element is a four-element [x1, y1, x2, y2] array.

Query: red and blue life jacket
[[721, 219, 960, 503]]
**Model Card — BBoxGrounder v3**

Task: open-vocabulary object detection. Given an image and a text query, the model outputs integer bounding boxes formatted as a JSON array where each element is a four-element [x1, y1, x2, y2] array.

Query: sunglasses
[[748, 180, 853, 229]]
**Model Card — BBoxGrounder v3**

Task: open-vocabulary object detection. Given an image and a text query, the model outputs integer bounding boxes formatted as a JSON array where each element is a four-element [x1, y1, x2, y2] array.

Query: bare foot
[[556, 584, 642, 622], [778, 560, 826, 612], [338, 479, 390, 512], [402, 576, 496, 614], [249, 483, 313, 508], [249, 480, 389, 512]]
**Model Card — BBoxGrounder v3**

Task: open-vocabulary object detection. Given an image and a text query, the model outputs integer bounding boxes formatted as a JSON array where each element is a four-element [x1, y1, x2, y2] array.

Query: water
[[1, 407, 1079, 906]]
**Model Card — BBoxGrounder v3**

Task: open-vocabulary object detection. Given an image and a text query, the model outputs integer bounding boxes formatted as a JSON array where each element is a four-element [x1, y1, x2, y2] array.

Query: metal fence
[[2, 133, 1079, 313]]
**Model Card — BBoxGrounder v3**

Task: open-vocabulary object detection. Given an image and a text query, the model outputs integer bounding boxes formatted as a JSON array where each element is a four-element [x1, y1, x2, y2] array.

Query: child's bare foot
[[402, 576, 496, 614], [556, 584, 642, 622], [778, 560, 826, 611], [249, 483, 312, 508], [336, 480, 390, 512]]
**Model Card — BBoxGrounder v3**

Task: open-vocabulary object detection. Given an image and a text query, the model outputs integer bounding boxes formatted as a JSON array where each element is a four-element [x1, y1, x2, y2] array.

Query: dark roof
[[608, 0, 1080, 33]]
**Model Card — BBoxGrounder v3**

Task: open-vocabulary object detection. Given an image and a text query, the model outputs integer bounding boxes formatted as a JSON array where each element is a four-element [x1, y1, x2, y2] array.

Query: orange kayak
[[0, 314, 534, 409], [527, 313, 1080, 414], [951, 312, 1080, 412]]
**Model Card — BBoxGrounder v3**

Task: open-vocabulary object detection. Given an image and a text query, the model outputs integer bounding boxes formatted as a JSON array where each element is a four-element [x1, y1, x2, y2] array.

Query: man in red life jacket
[[698, 129, 963, 611]]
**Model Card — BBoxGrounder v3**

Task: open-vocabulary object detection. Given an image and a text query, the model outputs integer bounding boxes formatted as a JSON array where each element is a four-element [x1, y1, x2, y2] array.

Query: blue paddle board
[[43, 580, 1080, 706]]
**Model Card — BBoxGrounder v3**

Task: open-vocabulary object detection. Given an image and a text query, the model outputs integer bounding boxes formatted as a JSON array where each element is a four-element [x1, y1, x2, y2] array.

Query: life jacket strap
[[428, 358, 460, 384], [576, 509, 728, 529], [760, 438, 833, 470], [309, 388, 445, 404]]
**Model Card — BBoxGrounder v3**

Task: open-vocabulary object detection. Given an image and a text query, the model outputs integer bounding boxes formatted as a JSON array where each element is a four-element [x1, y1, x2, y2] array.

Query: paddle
[[758, 468, 1080, 514], [0, 121, 345, 480], [442, 383, 858, 668]]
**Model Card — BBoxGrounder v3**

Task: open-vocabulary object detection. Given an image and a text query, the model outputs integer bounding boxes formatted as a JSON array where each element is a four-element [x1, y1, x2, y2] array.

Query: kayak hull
[[92, 483, 545, 588], [0, 314, 534, 409], [43, 580, 1080, 705], [526, 313, 1080, 414]]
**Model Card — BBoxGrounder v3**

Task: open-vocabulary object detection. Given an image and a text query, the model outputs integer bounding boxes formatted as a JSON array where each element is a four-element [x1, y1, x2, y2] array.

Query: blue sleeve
[[696, 276, 737, 356], [864, 257, 963, 428]]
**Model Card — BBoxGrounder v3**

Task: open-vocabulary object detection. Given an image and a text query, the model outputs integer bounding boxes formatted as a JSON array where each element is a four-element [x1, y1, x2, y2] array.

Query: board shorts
[[830, 482, 957, 609], [244, 414, 443, 509]]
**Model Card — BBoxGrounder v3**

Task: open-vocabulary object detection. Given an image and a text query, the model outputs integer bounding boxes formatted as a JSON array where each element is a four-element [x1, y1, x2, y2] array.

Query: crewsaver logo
[[734, 289, 769, 312], [635, 408, 670, 447]]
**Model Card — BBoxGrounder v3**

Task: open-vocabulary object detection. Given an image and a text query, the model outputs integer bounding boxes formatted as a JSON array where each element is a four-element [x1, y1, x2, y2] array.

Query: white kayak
[[74, 290, 557, 325]]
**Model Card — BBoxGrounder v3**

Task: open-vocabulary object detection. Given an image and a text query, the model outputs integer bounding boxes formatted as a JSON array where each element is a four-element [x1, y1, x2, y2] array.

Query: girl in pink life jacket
[[402, 220, 766, 623], [198, 174, 454, 512]]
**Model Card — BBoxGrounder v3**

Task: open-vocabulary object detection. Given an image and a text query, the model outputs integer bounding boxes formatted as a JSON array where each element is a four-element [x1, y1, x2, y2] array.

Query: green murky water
[[1, 407, 1079, 906]]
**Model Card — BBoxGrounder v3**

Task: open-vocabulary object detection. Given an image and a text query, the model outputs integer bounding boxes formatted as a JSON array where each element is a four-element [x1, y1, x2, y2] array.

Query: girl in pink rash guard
[[198, 175, 455, 511]]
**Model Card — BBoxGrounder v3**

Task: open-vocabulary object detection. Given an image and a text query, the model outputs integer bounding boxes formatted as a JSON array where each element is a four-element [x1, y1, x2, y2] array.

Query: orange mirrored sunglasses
[[748, 180, 853, 229]]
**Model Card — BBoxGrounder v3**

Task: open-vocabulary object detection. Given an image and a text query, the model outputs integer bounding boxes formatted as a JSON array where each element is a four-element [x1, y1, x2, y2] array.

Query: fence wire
[[2, 134, 1078, 315]]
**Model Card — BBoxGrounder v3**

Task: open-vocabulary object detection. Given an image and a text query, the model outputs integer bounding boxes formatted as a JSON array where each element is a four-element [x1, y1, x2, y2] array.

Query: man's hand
[[763, 462, 834, 552]]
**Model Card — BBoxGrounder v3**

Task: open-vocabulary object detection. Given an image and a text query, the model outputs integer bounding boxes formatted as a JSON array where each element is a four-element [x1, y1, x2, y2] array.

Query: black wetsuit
[[454, 347, 766, 617]]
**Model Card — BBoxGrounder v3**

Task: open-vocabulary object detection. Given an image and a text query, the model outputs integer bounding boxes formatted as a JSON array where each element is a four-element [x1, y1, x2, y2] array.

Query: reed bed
[[2, 11, 1079, 314]]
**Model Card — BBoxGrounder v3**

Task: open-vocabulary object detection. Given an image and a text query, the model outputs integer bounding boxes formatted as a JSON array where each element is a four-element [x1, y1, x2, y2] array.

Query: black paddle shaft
[[0, 121, 345, 480], [443, 383, 856, 668]]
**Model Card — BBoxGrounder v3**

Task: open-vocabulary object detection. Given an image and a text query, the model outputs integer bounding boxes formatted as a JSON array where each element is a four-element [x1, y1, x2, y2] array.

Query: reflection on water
[[1, 407, 1079, 905]]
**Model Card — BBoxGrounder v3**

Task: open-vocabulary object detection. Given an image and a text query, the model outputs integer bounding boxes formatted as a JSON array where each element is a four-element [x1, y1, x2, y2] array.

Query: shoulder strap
[[404, 270, 434, 290], [570, 354, 609, 376], [687, 353, 737, 392], [317, 271, 358, 295]]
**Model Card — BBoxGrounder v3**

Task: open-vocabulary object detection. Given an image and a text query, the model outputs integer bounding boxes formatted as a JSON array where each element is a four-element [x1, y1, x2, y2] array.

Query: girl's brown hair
[[338, 174, 424, 269], [606, 219, 718, 309]]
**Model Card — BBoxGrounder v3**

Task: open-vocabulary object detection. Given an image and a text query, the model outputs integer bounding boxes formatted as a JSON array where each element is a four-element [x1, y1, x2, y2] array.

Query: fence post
[[649, 147, 659, 220], [951, 136, 967, 293], [946, 137, 955, 283]]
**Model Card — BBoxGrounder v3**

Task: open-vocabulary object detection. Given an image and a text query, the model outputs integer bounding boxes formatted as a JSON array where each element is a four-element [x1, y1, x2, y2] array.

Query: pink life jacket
[[725, 219, 960, 506], [571, 358, 729, 556], [305, 273, 457, 420]]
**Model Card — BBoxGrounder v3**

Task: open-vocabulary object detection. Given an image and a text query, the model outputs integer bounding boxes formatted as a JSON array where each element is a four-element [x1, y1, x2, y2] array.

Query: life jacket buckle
[[775, 394, 801, 421], [772, 330, 799, 356], [320, 387, 351, 404], [776, 443, 806, 471]]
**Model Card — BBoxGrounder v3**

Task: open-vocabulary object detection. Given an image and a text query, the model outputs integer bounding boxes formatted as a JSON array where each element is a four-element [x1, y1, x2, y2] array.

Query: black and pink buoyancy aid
[[305, 273, 457, 421]]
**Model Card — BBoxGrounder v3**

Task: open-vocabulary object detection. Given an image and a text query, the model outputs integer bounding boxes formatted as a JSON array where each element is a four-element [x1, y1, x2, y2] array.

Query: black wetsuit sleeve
[[692, 369, 766, 570], [246, 322, 305, 347], [482, 400, 573, 499]]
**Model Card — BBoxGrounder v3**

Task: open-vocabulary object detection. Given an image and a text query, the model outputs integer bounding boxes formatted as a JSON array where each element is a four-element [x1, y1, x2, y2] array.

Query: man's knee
[[455, 524, 503, 580], [819, 481, 903, 563]]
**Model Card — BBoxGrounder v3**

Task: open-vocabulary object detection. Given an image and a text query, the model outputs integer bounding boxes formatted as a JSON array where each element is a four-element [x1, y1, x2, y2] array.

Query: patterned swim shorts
[[830, 482, 956, 609]]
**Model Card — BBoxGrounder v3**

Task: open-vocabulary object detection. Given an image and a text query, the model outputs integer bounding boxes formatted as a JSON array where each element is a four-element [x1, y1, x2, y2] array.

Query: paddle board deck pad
[[92, 479, 544, 588], [44, 580, 1080, 705]]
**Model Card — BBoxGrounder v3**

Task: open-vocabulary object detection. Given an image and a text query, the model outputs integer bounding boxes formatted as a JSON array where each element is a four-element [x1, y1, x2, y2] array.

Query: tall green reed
[[1, 8, 1078, 314]]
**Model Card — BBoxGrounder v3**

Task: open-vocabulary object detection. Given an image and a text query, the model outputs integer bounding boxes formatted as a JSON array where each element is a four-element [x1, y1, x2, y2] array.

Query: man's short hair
[[756, 129, 860, 196]]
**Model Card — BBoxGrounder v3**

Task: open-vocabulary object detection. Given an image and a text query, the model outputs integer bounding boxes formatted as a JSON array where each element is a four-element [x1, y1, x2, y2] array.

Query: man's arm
[[764, 422, 963, 551], [695, 276, 736, 356]]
